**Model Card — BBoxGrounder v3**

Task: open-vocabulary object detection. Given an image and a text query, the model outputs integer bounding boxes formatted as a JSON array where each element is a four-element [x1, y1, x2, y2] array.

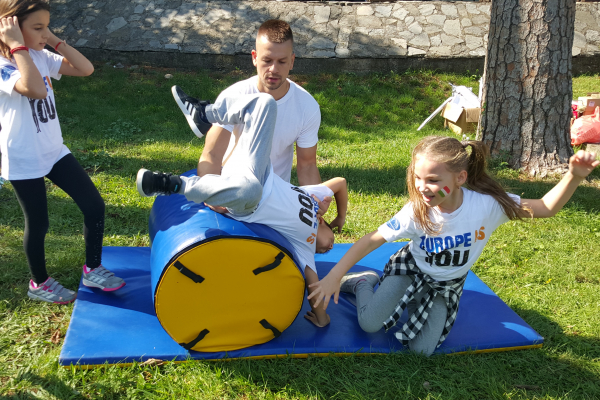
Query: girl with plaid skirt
[[308, 136, 598, 355]]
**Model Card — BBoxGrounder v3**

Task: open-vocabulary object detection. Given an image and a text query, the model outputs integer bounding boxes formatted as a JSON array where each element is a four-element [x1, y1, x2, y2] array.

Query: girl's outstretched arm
[[521, 150, 599, 218], [48, 32, 94, 77], [308, 230, 386, 310], [0, 17, 46, 99]]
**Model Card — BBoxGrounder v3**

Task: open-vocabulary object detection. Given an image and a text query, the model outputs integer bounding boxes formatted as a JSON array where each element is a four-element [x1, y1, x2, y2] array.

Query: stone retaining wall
[[51, 1, 600, 73]]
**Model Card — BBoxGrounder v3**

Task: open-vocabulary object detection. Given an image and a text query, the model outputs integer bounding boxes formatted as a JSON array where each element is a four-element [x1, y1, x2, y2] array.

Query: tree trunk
[[479, 0, 576, 176]]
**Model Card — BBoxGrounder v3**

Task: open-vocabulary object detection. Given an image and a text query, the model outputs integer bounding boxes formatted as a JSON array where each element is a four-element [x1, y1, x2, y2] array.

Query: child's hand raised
[[0, 16, 25, 49], [307, 274, 341, 310], [569, 150, 599, 179]]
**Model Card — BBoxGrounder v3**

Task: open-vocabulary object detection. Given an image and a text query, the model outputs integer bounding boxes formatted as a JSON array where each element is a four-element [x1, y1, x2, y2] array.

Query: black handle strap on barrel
[[180, 329, 210, 350], [253, 252, 285, 275], [259, 319, 281, 338], [175, 261, 204, 283]]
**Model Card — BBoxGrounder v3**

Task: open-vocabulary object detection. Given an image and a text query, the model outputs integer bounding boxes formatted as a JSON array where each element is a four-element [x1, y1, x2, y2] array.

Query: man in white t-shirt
[[173, 20, 324, 206]]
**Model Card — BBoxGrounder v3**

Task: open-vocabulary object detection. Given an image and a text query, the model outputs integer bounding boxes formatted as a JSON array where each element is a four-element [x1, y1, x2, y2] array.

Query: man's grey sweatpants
[[179, 93, 276, 216], [355, 275, 447, 356]]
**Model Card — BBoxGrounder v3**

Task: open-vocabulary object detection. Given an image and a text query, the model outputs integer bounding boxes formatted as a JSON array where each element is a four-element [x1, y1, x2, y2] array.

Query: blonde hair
[[406, 136, 530, 235], [0, 0, 50, 60]]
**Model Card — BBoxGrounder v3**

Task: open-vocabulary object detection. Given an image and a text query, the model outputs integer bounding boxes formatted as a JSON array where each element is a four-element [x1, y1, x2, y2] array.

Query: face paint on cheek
[[438, 186, 451, 198]]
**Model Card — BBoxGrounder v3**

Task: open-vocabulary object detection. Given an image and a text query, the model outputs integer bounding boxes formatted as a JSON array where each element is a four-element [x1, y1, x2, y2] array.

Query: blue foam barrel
[[148, 170, 306, 352]]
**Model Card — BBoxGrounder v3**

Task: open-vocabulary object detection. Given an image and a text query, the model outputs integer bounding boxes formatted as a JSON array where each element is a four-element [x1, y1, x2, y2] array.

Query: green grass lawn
[[0, 66, 599, 399]]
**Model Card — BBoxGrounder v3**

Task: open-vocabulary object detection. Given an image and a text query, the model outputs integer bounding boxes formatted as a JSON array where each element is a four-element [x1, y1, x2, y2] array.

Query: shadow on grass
[[206, 305, 600, 398], [55, 66, 471, 149], [0, 188, 150, 237], [5, 370, 116, 399]]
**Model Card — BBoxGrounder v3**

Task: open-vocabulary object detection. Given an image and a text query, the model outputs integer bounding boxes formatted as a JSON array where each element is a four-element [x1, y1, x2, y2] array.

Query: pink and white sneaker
[[27, 277, 76, 304], [82, 265, 126, 291]]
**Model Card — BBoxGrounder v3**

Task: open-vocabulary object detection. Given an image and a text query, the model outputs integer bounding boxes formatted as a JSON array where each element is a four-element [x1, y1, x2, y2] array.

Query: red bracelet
[[54, 41, 64, 51], [10, 46, 29, 55]]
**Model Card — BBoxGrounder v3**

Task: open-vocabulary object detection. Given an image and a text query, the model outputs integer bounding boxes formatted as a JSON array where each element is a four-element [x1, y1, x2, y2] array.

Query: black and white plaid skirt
[[380, 244, 467, 348]]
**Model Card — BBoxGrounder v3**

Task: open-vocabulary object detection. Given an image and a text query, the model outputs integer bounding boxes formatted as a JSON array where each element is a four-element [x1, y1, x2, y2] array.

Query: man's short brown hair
[[257, 19, 293, 45]]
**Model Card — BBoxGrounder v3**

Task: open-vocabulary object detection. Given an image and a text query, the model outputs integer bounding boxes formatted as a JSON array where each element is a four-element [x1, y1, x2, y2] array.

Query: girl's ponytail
[[463, 140, 530, 221]]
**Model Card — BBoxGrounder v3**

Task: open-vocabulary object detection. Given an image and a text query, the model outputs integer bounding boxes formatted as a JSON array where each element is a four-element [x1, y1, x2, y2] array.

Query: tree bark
[[479, 0, 576, 176]]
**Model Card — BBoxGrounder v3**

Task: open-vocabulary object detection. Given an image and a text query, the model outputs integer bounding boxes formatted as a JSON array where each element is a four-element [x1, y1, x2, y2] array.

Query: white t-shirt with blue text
[[0, 50, 67, 180], [378, 188, 520, 281]]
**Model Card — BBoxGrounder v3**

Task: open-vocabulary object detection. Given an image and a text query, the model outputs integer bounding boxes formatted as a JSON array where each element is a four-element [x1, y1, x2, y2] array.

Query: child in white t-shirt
[[0, 0, 125, 304], [137, 89, 347, 328], [308, 135, 598, 355]]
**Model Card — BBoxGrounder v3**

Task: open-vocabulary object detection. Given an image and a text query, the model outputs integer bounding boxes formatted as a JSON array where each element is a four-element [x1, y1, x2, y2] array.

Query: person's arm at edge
[[521, 150, 598, 218], [308, 231, 386, 310], [321, 177, 348, 232], [296, 144, 321, 186], [197, 125, 232, 177]]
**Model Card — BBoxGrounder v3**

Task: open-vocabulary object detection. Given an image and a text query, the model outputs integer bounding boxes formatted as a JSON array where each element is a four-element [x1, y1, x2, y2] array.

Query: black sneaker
[[136, 169, 182, 197], [171, 85, 212, 138]]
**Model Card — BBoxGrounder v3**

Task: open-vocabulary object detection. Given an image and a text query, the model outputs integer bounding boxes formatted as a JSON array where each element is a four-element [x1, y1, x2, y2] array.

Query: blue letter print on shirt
[[27, 96, 56, 133], [386, 218, 401, 231], [420, 233, 471, 268], [0, 65, 16, 81]]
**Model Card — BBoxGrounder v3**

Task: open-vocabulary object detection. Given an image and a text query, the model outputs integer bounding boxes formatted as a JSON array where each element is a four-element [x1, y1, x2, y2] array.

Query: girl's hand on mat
[[308, 275, 340, 310], [304, 310, 330, 327], [569, 150, 599, 179], [312, 195, 332, 216]]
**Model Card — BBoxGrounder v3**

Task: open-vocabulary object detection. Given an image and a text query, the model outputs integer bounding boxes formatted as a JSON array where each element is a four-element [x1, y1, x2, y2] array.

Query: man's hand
[[304, 311, 330, 328], [329, 215, 345, 233]]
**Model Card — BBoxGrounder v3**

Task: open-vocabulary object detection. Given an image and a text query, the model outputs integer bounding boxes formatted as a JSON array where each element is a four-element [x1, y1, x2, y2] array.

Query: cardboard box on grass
[[583, 105, 597, 116], [578, 93, 600, 114], [417, 84, 481, 133], [442, 102, 481, 135]]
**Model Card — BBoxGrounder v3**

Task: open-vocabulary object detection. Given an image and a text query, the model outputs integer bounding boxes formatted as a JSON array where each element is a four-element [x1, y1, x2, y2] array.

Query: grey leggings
[[355, 275, 447, 356], [180, 93, 276, 216]]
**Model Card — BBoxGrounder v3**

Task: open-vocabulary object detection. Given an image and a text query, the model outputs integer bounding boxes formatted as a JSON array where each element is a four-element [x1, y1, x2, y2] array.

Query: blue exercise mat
[[59, 243, 543, 367]]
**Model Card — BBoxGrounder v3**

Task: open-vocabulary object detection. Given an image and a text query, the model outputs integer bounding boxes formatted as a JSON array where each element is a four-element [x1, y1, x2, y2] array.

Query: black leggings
[[11, 153, 105, 284]]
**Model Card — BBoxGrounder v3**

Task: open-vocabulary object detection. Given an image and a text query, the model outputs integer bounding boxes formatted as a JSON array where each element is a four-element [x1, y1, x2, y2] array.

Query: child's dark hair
[[407, 136, 530, 235], [0, 0, 50, 60]]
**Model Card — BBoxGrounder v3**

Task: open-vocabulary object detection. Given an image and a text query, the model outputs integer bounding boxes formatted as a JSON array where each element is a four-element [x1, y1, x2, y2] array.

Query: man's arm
[[197, 125, 232, 177], [321, 177, 348, 232], [296, 144, 321, 186]]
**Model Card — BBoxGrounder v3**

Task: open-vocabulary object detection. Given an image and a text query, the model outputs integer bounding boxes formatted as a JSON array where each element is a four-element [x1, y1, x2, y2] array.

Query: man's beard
[[261, 74, 285, 90]]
